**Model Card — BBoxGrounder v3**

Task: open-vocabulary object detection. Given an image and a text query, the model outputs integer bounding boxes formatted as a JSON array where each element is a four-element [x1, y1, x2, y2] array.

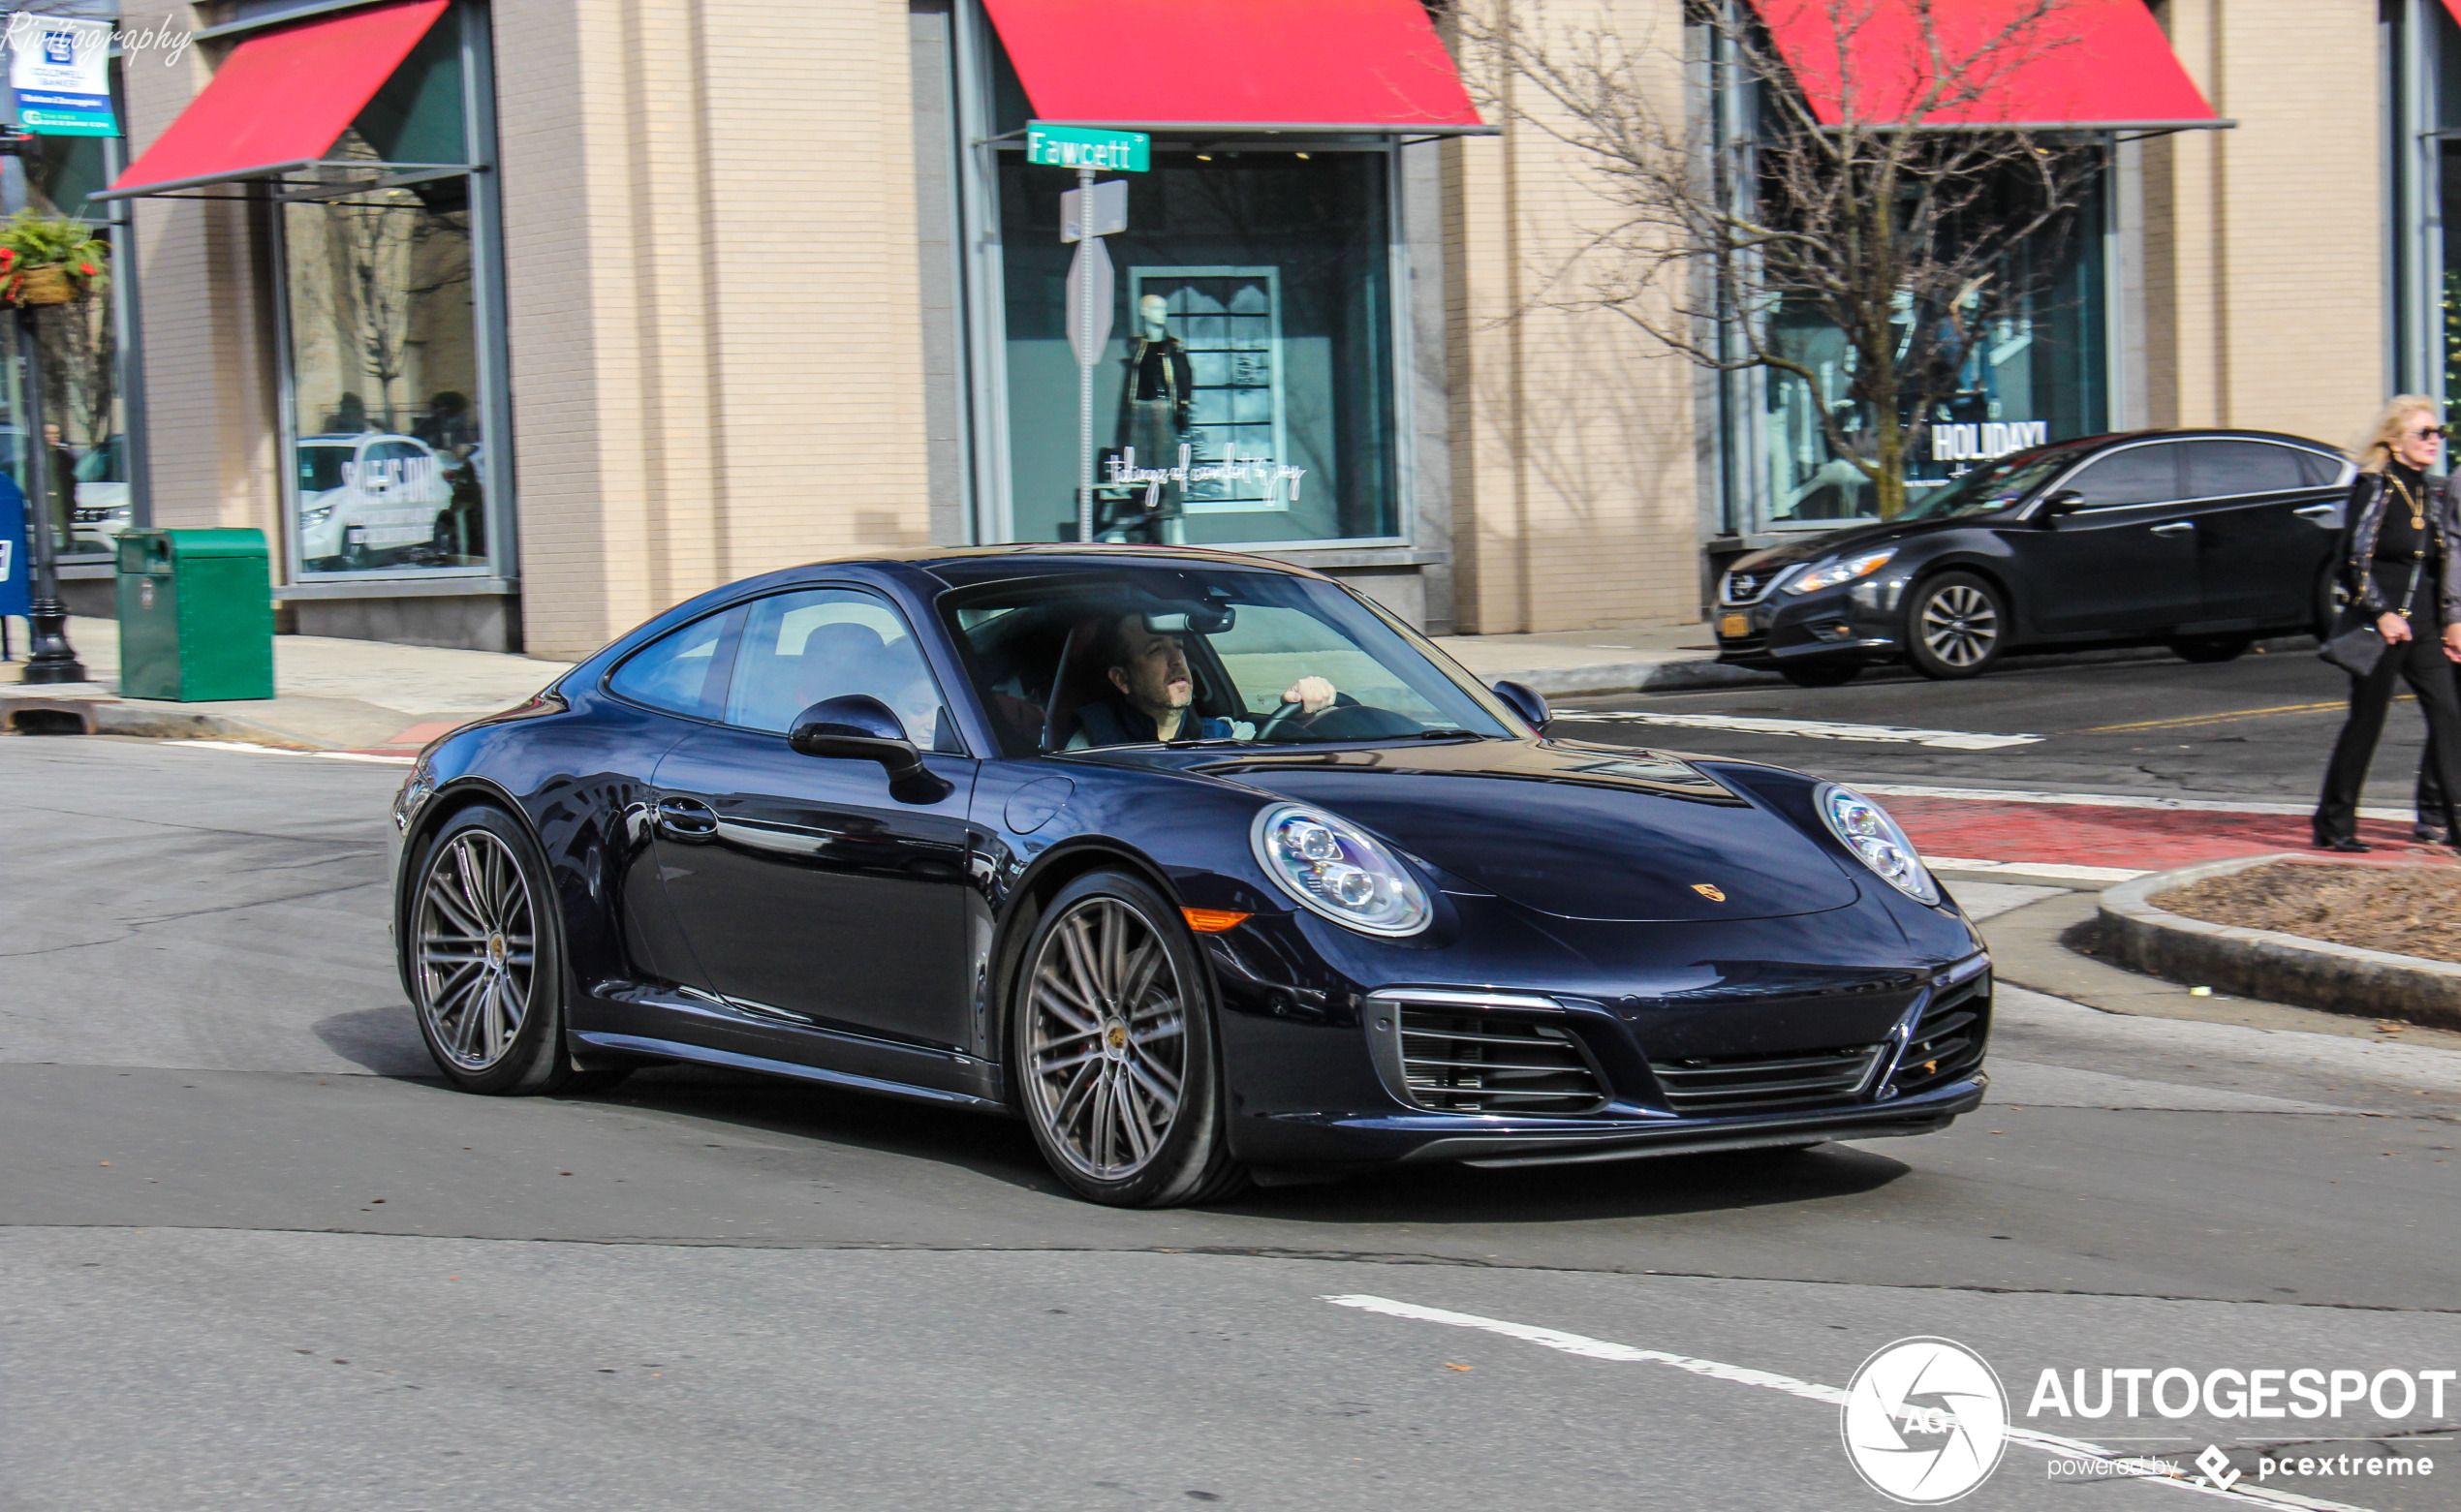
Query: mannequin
[[1116, 293, 1196, 534]]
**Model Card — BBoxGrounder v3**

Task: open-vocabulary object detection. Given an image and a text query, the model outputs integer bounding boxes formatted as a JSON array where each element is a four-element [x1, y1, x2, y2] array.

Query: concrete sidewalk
[[0, 615, 1747, 751], [0, 617, 574, 751]]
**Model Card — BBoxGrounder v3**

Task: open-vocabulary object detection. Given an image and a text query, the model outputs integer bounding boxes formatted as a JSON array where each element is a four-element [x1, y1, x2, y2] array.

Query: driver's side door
[[649, 587, 978, 1050]]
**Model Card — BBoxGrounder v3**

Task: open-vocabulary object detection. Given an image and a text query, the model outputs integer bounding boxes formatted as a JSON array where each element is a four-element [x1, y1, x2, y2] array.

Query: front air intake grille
[[1396, 1007, 1610, 1116], [1721, 567, 1783, 604], [1651, 1042, 1886, 1116], [1890, 972, 1990, 1097]]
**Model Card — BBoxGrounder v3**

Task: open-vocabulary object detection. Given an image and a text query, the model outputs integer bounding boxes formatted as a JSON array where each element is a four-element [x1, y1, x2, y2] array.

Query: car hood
[[1186, 739, 1864, 922], [1730, 515, 1983, 574]]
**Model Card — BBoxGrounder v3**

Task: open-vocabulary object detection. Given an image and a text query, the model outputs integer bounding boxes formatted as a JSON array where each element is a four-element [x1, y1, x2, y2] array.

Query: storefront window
[[278, 7, 488, 577], [996, 150, 1399, 546], [1752, 176, 2107, 528]]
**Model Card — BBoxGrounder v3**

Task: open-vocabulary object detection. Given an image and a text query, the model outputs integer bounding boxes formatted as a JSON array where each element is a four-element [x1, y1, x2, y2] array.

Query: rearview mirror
[[787, 695, 952, 803], [1491, 679, 1551, 731], [1143, 605, 1234, 635]]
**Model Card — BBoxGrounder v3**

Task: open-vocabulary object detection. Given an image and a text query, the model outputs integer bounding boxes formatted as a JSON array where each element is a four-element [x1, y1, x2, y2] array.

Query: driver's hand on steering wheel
[[1282, 676, 1337, 714]]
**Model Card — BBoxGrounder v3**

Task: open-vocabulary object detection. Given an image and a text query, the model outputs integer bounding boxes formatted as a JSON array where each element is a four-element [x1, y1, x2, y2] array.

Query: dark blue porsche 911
[[390, 546, 1989, 1207]]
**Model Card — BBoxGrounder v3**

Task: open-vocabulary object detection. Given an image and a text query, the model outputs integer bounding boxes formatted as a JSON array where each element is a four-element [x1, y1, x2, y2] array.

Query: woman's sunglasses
[[2410, 425, 2447, 440]]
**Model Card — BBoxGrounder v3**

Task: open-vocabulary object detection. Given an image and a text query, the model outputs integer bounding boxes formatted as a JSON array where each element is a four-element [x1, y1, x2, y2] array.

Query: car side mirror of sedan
[[1491, 679, 1551, 732], [788, 695, 953, 803], [2038, 489, 2084, 526]]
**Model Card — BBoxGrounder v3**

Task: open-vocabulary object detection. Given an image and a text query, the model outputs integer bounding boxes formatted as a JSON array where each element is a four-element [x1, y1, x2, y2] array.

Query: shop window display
[[998, 150, 1399, 546]]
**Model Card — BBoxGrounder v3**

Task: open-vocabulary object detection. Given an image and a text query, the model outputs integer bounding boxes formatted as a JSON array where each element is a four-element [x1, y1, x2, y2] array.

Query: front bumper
[[1714, 572, 1909, 668]]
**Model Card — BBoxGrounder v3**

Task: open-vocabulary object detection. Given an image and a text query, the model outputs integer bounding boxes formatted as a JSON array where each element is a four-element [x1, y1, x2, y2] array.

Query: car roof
[[2061, 427, 2346, 455], [761, 543, 1341, 588]]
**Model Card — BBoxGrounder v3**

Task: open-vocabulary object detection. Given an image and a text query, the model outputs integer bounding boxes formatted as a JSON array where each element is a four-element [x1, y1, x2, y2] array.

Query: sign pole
[[16, 303, 82, 683], [1075, 166, 1095, 545]]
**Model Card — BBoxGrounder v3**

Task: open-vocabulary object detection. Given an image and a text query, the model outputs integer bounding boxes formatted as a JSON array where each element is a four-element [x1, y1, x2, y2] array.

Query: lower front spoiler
[[1274, 1077, 1985, 1170]]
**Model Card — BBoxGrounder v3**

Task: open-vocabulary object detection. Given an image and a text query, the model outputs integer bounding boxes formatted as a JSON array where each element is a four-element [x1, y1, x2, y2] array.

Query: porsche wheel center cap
[[1103, 1021, 1130, 1059], [485, 933, 508, 969]]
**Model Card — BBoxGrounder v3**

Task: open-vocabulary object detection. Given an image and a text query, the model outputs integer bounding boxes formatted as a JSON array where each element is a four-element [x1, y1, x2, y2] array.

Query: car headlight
[[301, 503, 335, 525], [391, 758, 437, 833], [1784, 548, 1897, 595], [1817, 783, 1939, 905], [1250, 802, 1431, 937]]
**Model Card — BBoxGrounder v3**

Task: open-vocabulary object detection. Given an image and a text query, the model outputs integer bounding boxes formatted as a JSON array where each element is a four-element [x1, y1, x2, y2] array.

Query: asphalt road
[[5, 734, 2461, 1511], [1551, 646, 2426, 807]]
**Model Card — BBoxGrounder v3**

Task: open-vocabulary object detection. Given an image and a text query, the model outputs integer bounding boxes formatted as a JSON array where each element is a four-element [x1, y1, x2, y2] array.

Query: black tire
[[1010, 870, 1246, 1207], [1778, 663, 1860, 689], [1904, 571, 2007, 680], [2314, 568, 2350, 639], [403, 805, 627, 1096], [2170, 634, 2252, 664]]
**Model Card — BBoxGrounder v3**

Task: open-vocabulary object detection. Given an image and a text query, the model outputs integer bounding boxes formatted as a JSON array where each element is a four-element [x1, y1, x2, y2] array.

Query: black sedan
[[390, 547, 1988, 1206], [1716, 428, 2352, 685]]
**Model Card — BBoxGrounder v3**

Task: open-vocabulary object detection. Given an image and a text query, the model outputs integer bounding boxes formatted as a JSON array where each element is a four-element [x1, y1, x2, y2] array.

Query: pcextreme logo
[[1842, 1337, 2010, 1503]]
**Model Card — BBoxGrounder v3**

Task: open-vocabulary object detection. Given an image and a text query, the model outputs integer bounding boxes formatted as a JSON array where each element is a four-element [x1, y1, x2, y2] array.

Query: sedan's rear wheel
[[1905, 571, 2006, 680], [407, 806, 628, 1096], [1013, 871, 1244, 1207]]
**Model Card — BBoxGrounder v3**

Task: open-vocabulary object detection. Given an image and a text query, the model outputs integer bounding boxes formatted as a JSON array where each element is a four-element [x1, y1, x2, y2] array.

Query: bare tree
[[1461, 0, 2104, 518]]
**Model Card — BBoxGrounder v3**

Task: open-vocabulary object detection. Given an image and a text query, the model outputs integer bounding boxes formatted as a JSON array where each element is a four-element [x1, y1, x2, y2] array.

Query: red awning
[[104, 0, 451, 199], [981, 0, 1484, 134], [1757, 0, 2224, 132]]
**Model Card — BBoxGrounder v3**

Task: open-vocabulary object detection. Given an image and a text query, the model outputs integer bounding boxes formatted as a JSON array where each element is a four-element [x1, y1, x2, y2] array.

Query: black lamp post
[[0, 124, 83, 684]]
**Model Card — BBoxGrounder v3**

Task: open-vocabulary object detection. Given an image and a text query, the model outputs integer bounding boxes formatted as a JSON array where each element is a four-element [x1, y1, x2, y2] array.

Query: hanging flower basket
[[8, 263, 77, 305], [0, 214, 108, 307]]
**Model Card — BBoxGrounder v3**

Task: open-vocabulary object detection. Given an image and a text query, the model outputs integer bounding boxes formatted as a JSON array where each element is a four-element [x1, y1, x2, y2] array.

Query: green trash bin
[[115, 528, 276, 701]]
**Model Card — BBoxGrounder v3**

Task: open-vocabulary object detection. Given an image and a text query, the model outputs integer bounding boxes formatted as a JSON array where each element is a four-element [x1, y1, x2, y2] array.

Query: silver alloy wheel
[[414, 829, 537, 1071], [1023, 895, 1188, 1182], [1919, 583, 1999, 667]]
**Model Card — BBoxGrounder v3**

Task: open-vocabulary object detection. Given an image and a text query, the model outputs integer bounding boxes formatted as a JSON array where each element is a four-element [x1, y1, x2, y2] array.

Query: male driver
[[1067, 612, 1336, 748]]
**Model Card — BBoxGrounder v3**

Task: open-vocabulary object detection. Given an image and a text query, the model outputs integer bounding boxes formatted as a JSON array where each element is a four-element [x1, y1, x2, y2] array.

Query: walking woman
[[2314, 396, 2461, 851]]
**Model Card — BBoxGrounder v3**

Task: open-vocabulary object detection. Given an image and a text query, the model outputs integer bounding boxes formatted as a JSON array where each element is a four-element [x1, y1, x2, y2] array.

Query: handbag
[[2319, 559, 2421, 677]]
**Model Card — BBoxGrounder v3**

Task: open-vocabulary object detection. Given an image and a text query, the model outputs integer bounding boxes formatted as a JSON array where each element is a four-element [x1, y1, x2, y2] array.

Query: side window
[[607, 609, 739, 722], [2063, 445, 2180, 507], [2184, 440, 2310, 498], [727, 588, 951, 746], [2296, 448, 2349, 488]]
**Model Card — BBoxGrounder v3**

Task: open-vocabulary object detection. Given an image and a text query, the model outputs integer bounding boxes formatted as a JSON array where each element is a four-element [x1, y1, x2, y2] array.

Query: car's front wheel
[[1905, 571, 2006, 679], [405, 805, 629, 1096], [1012, 870, 1245, 1207]]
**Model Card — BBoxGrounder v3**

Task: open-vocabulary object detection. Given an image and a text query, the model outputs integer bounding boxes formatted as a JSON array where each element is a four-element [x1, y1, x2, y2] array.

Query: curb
[[1472, 659, 1773, 697], [2098, 852, 2461, 1031], [0, 687, 330, 750]]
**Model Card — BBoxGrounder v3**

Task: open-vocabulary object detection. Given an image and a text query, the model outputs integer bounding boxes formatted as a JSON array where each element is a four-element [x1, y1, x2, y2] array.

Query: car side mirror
[[1491, 679, 1551, 731], [2038, 489, 2084, 526], [788, 695, 952, 803]]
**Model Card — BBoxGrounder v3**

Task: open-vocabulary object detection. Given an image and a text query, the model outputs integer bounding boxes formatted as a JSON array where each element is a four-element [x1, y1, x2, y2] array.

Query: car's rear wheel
[[1012, 871, 1245, 1207], [1779, 663, 1860, 689], [2170, 633, 2253, 663], [1905, 571, 2006, 680], [2314, 567, 2351, 639], [406, 806, 629, 1096]]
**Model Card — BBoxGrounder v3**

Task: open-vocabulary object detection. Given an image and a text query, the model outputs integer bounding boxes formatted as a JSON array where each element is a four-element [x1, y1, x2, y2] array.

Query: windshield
[[939, 565, 1524, 756], [1897, 447, 2084, 521]]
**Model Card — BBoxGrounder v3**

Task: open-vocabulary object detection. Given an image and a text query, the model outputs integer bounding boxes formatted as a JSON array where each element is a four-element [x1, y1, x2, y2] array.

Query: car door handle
[[2294, 504, 2338, 520], [2150, 522, 2196, 537], [654, 796, 718, 837]]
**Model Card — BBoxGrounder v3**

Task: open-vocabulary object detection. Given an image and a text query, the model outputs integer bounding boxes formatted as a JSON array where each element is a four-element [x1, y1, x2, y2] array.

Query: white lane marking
[[1578, 710, 2042, 750], [1863, 783, 2409, 824], [159, 739, 414, 765], [1322, 1295, 2370, 1511], [1923, 855, 2150, 882]]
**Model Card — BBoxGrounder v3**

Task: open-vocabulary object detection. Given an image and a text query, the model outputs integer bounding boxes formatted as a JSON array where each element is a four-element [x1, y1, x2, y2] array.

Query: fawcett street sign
[[1026, 122, 1149, 172]]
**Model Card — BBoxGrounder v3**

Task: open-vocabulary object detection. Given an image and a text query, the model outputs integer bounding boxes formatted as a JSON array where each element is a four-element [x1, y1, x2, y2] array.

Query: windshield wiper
[[1415, 728, 1487, 740]]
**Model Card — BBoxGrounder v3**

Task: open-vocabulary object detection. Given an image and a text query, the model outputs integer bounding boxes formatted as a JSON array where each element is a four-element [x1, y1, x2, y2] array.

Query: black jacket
[[2343, 469, 2461, 623]]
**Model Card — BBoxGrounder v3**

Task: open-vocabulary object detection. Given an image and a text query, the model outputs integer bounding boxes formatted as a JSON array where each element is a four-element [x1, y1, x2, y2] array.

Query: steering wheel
[[1256, 692, 1363, 740]]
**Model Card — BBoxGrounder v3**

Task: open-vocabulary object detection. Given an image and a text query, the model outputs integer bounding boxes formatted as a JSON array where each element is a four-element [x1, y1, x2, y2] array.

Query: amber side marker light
[[1182, 909, 1251, 933]]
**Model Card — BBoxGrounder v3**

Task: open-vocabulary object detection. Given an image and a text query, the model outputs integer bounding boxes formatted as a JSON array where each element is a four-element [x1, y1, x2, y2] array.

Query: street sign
[[1061, 178, 1129, 243], [0, 470, 30, 621], [1026, 122, 1148, 172], [1065, 233, 1114, 368], [7, 15, 116, 137]]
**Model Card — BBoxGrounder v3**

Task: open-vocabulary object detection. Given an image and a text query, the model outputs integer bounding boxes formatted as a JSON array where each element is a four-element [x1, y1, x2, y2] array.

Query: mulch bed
[[2154, 860, 2461, 966]]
